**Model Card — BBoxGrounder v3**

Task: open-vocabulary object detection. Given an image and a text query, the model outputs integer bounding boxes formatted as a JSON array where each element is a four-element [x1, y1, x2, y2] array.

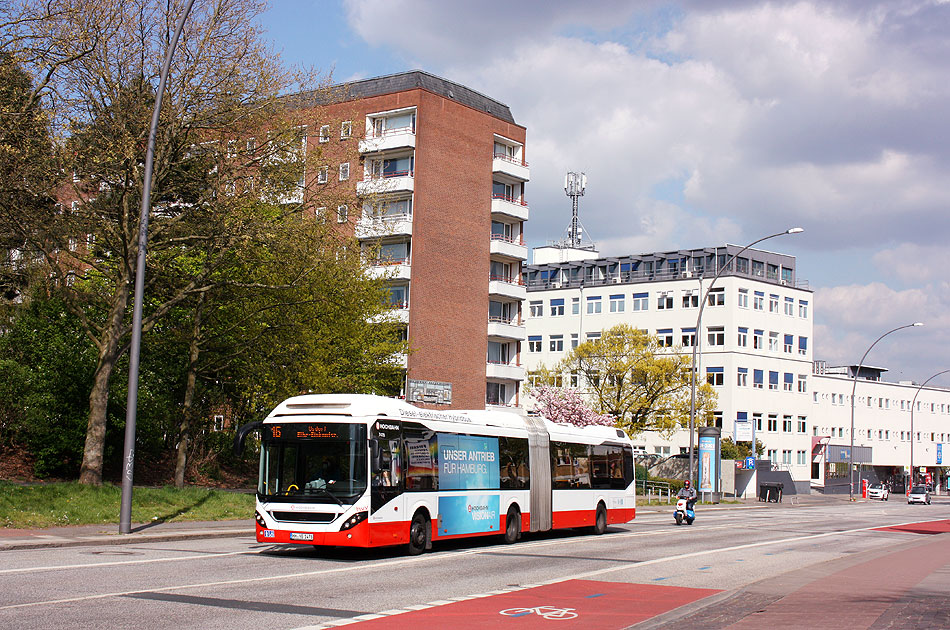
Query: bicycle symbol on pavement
[[499, 605, 579, 620]]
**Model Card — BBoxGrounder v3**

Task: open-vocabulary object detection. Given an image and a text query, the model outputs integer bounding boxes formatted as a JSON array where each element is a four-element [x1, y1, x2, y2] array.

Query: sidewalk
[[0, 518, 253, 551]]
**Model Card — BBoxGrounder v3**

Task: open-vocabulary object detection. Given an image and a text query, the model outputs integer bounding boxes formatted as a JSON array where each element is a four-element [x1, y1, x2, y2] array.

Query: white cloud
[[873, 243, 950, 285]]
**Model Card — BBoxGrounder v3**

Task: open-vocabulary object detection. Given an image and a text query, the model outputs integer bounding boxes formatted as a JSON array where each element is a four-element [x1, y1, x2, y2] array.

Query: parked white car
[[907, 486, 931, 505]]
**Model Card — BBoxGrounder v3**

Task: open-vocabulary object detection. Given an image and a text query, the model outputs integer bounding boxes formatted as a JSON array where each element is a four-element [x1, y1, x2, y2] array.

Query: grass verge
[[0, 482, 254, 529]]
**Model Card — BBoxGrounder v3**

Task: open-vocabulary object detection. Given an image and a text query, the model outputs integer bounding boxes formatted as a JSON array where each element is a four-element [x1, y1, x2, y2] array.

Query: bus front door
[[370, 420, 405, 543]]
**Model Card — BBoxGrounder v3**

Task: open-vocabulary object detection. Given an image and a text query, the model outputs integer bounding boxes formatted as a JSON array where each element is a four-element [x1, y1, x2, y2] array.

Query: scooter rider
[[677, 479, 697, 511]]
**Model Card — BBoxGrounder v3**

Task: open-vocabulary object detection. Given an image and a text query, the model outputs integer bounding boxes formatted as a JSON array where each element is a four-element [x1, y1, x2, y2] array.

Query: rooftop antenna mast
[[564, 171, 587, 248]]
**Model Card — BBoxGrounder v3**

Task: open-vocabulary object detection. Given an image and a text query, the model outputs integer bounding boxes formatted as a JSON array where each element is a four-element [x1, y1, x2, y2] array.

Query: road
[[1, 498, 948, 629]]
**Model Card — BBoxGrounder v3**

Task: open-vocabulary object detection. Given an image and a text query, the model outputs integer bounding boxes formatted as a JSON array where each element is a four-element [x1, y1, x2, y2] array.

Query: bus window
[[551, 442, 573, 489], [403, 422, 438, 491], [622, 445, 634, 488], [500, 437, 529, 489], [591, 445, 611, 489], [570, 444, 592, 489]]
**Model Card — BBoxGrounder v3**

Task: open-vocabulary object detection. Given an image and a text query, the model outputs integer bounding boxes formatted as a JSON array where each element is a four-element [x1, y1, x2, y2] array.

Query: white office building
[[523, 244, 950, 494]]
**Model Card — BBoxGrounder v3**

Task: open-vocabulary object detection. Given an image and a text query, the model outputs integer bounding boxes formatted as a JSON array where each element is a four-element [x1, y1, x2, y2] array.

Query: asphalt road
[[1, 499, 948, 629]]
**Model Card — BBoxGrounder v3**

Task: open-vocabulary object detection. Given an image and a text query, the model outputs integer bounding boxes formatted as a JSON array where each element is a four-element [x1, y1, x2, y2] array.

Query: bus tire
[[593, 502, 607, 535], [504, 505, 521, 544], [408, 511, 430, 556]]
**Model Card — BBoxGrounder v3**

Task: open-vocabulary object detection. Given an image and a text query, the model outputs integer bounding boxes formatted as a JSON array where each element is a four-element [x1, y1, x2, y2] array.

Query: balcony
[[356, 170, 414, 196], [487, 318, 526, 341], [490, 194, 529, 222], [492, 153, 529, 182], [486, 361, 525, 381], [488, 274, 526, 301], [355, 213, 413, 240], [368, 259, 411, 281], [489, 234, 528, 262], [359, 127, 416, 154], [370, 306, 409, 325]]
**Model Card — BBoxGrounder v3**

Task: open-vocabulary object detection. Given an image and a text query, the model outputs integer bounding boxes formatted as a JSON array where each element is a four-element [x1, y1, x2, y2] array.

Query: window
[[550, 298, 564, 316], [337, 205, 348, 223], [783, 416, 792, 432], [681, 328, 696, 347], [784, 297, 794, 316], [632, 292, 648, 311], [797, 417, 807, 433], [768, 415, 778, 432], [706, 367, 724, 386], [753, 291, 764, 310], [572, 297, 580, 315], [549, 335, 564, 352], [657, 293, 673, 309], [707, 326, 725, 346], [610, 294, 625, 312], [753, 369, 764, 389], [587, 296, 602, 314], [737, 327, 748, 347], [784, 373, 793, 392], [799, 336, 808, 356], [317, 165, 328, 184], [319, 125, 330, 143], [769, 331, 779, 351], [769, 294, 779, 313], [737, 367, 748, 387], [769, 371, 779, 390], [683, 292, 698, 308], [571, 333, 579, 349], [754, 413, 763, 431], [707, 288, 724, 307], [797, 374, 807, 393], [586, 332, 601, 342], [796, 450, 807, 465], [529, 301, 542, 317], [657, 328, 674, 347], [767, 449, 777, 462], [486, 382, 507, 406], [738, 288, 749, 308], [339, 162, 350, 181], [340, 121, 352, 139], [753, 329, 764, 349], [782, 450, 792, 465], [799, 300, 808, 318], [527, 336, 541, 352]]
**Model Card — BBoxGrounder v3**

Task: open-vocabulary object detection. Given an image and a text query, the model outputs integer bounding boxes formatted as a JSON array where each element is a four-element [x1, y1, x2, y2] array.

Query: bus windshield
[[259, 422, 367, 504]]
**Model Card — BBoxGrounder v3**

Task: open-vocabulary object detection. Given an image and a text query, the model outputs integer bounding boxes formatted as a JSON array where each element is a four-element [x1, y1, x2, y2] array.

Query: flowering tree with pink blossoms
[[529, 385, 616, 428]]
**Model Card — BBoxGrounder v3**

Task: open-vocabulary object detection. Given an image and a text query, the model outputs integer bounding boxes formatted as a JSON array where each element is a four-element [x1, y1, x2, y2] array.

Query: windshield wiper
[[305, 486, 344, 506]]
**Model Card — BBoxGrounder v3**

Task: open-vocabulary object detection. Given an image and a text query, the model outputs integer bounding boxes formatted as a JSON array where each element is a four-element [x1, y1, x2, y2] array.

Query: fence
[[636, 479, 673, 504]]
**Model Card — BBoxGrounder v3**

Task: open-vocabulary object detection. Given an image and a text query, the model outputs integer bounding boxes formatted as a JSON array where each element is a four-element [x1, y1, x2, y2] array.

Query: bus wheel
[[504, 506, 521, 544], [593, 503, 607, 535], [408, 511, 430, 556]]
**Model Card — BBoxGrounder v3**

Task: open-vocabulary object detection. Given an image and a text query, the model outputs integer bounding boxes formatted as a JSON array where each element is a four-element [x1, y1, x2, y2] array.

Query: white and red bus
[[234, 394, 636, 554]]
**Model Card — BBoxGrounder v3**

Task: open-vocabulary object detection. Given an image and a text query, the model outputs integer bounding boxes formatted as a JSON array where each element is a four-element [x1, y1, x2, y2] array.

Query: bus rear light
[[340, 511, 367, 531]]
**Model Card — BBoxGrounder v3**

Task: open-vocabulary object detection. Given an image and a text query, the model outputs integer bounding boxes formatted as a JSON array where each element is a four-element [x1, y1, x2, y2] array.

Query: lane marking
[[0, 550, 252, 575], [0, 517, 932, 612]]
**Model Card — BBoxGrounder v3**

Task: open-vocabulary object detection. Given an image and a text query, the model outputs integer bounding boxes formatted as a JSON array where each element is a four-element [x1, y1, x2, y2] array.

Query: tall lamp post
[[910, 369, 950, 491], [848, 322, 923, 501], [119, 0, 197, 535], [688, 228, 803, 487]]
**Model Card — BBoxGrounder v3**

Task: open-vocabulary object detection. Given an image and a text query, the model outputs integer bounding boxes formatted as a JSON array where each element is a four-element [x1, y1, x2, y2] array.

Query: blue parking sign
[[744, 456, 755, 470], [938, 444, 943, 465]]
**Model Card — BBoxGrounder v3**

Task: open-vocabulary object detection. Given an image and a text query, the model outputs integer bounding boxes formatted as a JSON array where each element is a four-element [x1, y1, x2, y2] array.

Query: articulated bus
[[234, 394, 636, 554]]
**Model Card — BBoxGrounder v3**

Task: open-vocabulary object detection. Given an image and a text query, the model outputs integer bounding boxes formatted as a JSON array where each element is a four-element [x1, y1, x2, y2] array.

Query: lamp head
[[912, 322, 924, 327], [786, 227, 804, 234]]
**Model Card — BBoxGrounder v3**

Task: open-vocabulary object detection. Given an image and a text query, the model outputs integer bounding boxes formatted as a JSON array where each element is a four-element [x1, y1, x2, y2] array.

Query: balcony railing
[[492, 193, 527, 206], [373, 257, 410, 266], [489, 274, 525, 285], [493, 152, 529, 168], [488, 315, 520, 325], [366, 168, 414, 180], [367, 126, 415, 140], [490, 233, 525, 245], [526, 267, 809, 291]]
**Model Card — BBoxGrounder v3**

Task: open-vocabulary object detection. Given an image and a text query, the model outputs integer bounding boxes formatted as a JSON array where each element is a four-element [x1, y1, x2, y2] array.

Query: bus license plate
[[290, 532, 314, 541]]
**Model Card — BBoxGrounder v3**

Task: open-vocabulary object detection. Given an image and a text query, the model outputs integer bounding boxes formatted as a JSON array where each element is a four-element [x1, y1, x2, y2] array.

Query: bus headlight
[[255, 510, 267, 528], [339, 511, 367, 531]]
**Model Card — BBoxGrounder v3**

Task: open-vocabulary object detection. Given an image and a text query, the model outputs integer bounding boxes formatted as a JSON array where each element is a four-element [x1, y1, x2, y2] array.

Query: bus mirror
[[233, 421, 264, 457]]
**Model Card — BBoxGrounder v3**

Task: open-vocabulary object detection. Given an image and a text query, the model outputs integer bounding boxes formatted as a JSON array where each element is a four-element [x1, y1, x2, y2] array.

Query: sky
[[257, 0, 950, 387]]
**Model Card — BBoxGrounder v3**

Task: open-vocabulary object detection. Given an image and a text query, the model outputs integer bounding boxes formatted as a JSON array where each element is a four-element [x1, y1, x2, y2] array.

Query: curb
[[0, 524, 253, 551]]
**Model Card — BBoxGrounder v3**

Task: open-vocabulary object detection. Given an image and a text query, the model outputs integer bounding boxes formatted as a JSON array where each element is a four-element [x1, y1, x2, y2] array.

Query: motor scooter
[[673, 498, 694, 525]]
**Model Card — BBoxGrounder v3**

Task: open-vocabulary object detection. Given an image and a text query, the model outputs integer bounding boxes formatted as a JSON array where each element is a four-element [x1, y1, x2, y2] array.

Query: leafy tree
[[1, 0, 393, 485], [720, 436, 765, 460], [555, 324, 718, 436]]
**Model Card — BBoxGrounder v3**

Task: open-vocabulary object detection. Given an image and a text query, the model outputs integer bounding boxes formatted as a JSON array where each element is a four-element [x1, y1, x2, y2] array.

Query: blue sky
[[257, 0, 950, 384]]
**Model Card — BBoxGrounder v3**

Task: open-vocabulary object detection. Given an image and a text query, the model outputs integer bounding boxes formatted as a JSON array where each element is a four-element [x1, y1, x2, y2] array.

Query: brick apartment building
[[300, 71, 530, 410]]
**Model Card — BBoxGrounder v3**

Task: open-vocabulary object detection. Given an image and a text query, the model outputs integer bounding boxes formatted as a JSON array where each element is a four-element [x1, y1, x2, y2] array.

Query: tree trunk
[[175, 294, 205, 488], [78, 282, 131, 485]]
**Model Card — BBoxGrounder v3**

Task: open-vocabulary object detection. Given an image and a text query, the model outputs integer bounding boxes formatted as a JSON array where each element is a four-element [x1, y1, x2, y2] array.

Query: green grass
[[0, 482, 254, 529]]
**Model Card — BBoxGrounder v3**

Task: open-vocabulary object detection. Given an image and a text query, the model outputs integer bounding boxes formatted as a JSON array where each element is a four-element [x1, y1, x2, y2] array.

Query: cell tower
[[557, 171, 595, 250]]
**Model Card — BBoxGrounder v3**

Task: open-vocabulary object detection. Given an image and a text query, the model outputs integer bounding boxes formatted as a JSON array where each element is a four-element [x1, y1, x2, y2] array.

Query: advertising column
[[698, 426, 721, 502]]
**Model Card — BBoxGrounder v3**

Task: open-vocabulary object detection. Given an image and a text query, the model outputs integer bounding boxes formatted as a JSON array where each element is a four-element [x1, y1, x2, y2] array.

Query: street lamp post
[[848, 322, 923, 501], [119, 0, 197, 535], [688, 228, 803, 487], [910, 369, 950, 492]]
